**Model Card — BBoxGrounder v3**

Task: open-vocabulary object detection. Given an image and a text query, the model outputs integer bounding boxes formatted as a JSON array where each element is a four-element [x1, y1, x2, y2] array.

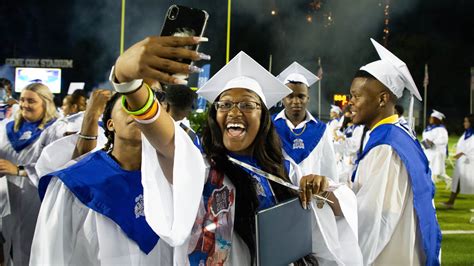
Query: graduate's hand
[[85, 89, 112, 119], [454, 152, 464, 160], [114, 36, 210, 84], [299, 174, 329, 209], [0, 159, 19, 176], [7, 98, 17, 106]]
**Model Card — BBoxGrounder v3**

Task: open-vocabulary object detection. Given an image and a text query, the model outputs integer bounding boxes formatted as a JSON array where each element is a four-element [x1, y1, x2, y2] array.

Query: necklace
[[290, 124, 307, 136]]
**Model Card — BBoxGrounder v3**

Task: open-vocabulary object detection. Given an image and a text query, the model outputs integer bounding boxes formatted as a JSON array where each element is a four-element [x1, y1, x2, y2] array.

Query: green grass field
[[433, 136, 474, 265]]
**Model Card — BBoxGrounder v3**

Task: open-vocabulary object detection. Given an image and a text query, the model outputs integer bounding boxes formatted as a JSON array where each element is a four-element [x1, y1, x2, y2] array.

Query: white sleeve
[[344, 126, 364, 155], [23, 120, 69, 187], [34, 134, 79, 186], [432, 128, 448, 146], [455, 135, 464, 154], [354, 145, 410, 265], [309, 182, 362, 265], [319, 129, 339, 182], [30, 178, 90, 265], [289, 164, 362, 265], [141, 122, 206, 247]]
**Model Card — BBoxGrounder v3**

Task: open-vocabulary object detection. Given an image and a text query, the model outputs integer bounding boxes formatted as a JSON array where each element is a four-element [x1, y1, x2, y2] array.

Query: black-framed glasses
[[214, 100, 261, 113]]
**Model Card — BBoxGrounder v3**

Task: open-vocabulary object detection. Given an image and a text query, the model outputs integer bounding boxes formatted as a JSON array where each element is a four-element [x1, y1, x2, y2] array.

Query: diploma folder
[[255, 197, 312, 266]]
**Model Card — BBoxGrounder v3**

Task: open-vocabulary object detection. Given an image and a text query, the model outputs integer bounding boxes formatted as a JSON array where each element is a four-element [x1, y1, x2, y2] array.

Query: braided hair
[[101, 93, 122, 152]]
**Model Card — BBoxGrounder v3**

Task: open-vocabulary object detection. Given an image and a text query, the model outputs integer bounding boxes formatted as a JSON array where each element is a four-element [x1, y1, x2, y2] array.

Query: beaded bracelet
[[78, 134, 98, 140], [121, 83, 154, 116]]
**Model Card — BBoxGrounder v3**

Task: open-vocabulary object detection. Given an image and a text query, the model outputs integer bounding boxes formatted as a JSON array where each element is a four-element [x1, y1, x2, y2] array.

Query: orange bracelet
[[132, 100, 159, 120]]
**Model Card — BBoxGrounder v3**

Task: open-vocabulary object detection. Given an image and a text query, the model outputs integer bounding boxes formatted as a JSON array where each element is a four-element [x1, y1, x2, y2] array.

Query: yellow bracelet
[[133, 100, 159, 120], [121, 83, 154, 116]]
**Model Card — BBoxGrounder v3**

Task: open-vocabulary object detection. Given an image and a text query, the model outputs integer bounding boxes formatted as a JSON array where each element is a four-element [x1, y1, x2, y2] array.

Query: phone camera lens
[[168, 6, 179, 21]]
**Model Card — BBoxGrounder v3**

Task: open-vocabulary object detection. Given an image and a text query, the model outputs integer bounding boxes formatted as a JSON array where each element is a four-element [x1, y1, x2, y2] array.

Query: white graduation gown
[[327, 118, 341, 141], [141, 123, 361, 265], [422, 126, 448, 176], [30, 178, 173, 265], [452, 133, 474, 194], [35, 129, 107, 181], [353, 132, 424, 265], [333, 125, 364, 183], [60, 111, 85, 134], [0, 119, 67, 266], [274, 110, 339, 182]]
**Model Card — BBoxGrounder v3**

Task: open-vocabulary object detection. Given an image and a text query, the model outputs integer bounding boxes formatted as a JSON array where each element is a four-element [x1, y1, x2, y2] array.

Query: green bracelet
[[121, 83, 155, 116]]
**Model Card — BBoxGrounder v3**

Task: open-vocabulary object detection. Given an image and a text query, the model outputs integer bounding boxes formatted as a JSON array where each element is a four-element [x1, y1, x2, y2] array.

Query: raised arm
[[113, 36, 208, 182], [73, 89, 111, 158]]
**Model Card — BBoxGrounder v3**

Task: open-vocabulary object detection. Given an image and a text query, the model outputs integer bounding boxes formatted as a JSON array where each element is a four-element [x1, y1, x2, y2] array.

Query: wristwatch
[[17, 165, 27, 177], [109, 66, 143, 94]]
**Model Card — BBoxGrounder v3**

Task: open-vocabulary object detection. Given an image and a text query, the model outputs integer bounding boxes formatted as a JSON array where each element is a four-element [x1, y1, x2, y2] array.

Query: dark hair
[[202, 91, 299, 263], [354, 69, 377, 80], [430, 116, 442, 125], [394, 104, 404, 116], [287, 80, 305, 86], [69, 90, 88, 112], [163, 85, 197, 109], [101, 93, 122, 152], [0, 78, 12, 88], [466, 114, 474, 129]]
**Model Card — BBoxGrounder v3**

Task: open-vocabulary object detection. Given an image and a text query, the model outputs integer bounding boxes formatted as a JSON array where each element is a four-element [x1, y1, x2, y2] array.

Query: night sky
[[1, 0, 472, 132]]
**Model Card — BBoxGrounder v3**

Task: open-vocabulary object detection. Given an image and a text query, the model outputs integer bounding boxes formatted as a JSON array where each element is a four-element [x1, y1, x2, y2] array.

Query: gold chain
[[291, 124, 307, 136]]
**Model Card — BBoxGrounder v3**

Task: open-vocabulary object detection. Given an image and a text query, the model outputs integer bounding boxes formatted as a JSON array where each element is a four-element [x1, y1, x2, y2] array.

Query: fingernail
[[193, 36, 209, 42], [189, 65, 203, 73], [198, 52, 211, 60], [173, 79, 188, 85]]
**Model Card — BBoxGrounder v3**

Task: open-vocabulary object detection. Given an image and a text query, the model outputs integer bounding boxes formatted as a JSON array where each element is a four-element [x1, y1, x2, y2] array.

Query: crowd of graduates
[[0, 20, 472, 266]]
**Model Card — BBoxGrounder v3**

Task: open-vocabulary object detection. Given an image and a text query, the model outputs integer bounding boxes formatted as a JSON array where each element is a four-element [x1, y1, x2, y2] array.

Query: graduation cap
[[360, 38, 422, 129], [276, 62, 320, 87], [330, 105, 342, 114], [197, 51, 291, 108], [430, 109, 445, 120]]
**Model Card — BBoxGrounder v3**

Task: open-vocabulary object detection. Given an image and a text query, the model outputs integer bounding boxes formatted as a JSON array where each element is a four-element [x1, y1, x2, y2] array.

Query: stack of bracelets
[[121, 83, 161, 124]]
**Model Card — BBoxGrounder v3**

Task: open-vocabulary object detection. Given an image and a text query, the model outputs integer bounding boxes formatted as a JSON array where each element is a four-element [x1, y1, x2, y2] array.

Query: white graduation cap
[[276, 62, 319, 87], [360, 38, 422, 130], [67, 82, 85, 95], [197, 51, 291, 108], [330, 105, 342, 115], [430, 109, 445, 120]]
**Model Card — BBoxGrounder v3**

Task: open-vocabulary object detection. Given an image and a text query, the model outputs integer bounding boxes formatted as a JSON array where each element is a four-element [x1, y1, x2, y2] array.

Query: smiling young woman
[[0, 83, 68, 266], [110, 33, 356, 264]]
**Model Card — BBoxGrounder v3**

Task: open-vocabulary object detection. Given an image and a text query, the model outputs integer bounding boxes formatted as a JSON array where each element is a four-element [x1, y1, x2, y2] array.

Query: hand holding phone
[[114, 5, 209, 85], [160, 5, 209, 79]]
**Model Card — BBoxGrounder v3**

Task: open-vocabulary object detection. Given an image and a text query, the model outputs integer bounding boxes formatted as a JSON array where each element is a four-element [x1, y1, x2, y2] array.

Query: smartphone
[[160, 5, 209, 67]]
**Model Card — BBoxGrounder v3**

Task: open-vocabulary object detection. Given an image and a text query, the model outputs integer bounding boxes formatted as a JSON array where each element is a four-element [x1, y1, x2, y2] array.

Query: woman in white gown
[[0, 83, 67, 266], [113, 36, 361, 265], [30, 93, 173, 265], [422, 109, 450, 183], [442, 114, 474, 208]]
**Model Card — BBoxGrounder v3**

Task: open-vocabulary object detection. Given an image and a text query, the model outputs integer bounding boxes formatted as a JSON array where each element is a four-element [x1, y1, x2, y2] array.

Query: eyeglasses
[[214, 100, 261, 113]]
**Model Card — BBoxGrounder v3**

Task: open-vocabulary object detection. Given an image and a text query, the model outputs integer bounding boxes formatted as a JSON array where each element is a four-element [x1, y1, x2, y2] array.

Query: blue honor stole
[[352, 124, 441, 266], [273, 115, 326, 164], [343, 124, 357, 138], [464, 128, 473, 140], [6, 119, 56, 152], [228, 153, 277, 210], [38, 150, 159, 254], [423, 124, 444, 133]]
